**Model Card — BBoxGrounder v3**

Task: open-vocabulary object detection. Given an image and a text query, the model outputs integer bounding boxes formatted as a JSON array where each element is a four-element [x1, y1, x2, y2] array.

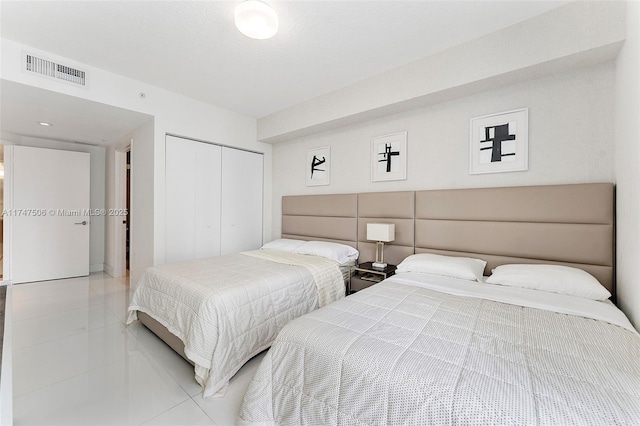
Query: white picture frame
[[371, 131, 407, 182], [469, 108, 528, 174], [306, 146, 330, 186]]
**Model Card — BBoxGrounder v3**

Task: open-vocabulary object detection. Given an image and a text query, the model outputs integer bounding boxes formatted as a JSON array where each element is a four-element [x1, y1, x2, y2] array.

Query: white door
[[194, 142, 222, 258], [11, 146, 90, 283], [165, 136, 196, 263], [165, 136, 222, 263], [220, 147, 263, 254]]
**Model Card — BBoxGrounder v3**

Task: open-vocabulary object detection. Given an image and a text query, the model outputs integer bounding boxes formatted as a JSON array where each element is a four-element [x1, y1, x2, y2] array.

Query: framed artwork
[[306, 146, 330, 186], [469, 108, 528, 174], [371, 131, 407, 182]]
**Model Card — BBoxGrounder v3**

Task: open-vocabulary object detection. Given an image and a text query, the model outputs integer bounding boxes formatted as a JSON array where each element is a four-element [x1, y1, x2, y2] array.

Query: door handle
[[74, 221, 88, 225]]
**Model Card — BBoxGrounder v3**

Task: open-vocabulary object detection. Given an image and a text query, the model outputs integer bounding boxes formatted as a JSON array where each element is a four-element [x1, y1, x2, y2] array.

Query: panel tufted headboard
[[281, 193, 358, 248], [280, 183, 615, 296], [414, 183, 614, 295]]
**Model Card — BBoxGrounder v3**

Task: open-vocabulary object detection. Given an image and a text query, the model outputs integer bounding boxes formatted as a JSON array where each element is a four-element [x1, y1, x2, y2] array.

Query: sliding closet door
[[220, 147, 263, 254], [166, 136, 262, 262], [165, 136, 196, 263], [166, 136, 223, 263], [194, 142, 222, 258]]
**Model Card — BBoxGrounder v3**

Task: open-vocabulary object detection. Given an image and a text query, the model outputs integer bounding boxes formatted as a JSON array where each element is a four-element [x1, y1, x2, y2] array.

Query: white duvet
[[127, 249, 344, 397], [240, 273, 640, 425]]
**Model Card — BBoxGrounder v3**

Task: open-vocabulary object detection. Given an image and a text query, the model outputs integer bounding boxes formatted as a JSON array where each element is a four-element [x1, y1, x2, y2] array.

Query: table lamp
[[367, 223, 395, 269]]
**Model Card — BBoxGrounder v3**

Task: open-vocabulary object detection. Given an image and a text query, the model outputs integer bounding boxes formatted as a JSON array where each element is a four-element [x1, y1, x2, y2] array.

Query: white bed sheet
[[392, 272, 636, 333], [127, 249, 344, 397], [239, 273, 640, 425]]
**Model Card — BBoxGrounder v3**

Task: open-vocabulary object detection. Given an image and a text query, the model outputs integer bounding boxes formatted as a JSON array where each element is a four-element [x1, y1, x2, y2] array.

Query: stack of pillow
[[261, 238, 359, 265], [396, 253, 611, 301]]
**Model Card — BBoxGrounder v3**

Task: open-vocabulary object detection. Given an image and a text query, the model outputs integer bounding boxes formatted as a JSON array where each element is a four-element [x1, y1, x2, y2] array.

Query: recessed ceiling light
[[235, 0, 278, 40], [37, 121, 53, 127]]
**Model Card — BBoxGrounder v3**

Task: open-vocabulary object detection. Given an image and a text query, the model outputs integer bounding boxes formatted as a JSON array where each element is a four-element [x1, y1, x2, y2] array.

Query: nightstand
[[348, 262, 397, 294]]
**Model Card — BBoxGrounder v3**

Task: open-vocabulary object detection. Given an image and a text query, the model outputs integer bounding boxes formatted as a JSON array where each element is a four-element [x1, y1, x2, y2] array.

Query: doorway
[[113, 143, 131, 278], [125, 149, 130, 276]]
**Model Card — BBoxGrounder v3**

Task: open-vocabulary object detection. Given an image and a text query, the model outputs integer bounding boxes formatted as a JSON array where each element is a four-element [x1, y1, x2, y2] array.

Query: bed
[[127, 193, 359, 398], [238, 183, 640, 424]]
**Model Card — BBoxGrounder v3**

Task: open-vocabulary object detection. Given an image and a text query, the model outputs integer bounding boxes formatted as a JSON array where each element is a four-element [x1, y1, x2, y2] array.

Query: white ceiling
[[0, 0, 569, 120], [0, 80, 152, 146]]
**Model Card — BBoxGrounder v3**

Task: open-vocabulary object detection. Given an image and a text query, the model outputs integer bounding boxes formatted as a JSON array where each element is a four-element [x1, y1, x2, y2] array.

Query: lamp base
[[372, 262, 387, 270]]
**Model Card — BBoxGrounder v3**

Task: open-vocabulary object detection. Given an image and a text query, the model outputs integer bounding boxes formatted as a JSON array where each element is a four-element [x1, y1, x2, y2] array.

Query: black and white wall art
[[306, 146, 330, 186], [371, 131, 407, 182], [469, 108, 528, 174]]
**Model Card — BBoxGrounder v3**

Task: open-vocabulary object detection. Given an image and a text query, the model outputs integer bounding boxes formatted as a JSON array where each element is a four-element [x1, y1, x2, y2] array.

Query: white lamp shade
[[367, 223, 395, 242], [235, 0, 278, 40]]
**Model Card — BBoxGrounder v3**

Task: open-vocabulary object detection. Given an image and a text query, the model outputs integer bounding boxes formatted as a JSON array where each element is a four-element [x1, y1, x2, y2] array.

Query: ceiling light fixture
[[37, 121, 53, 127], [235, 0, 278, 40]]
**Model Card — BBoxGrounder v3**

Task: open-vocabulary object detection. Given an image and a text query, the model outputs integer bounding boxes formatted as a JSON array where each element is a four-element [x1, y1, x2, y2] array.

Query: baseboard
[[103, 264, 115, 278], [90, 263, 104, 273]]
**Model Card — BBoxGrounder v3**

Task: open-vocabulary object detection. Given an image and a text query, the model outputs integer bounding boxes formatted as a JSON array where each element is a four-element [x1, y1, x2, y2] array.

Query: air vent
[[23, 53, 87, 87]]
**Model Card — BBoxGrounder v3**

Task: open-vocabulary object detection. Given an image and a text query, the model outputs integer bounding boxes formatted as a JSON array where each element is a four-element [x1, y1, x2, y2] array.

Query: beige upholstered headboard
[[281, 183, 615, 296], [415, 183, 615, 295], [282, 194, 358, 248], [357, 191, 414, 265]]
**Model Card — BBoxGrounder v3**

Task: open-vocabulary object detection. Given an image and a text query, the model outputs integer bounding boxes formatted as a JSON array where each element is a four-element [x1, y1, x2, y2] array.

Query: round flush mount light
[[37, 121, 53, 127], [235, 0, 278, 40]]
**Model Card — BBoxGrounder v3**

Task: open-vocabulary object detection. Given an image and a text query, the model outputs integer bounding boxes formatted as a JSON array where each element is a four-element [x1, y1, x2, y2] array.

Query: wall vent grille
[[24, 53, 87, 87]]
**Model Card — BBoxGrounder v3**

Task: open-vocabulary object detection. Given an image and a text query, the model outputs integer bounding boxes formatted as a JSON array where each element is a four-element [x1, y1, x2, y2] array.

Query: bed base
[[137, 311, 193, 366]]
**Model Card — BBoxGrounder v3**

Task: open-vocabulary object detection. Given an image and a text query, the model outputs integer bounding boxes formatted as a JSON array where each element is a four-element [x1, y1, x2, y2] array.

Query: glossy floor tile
[[12, 303, 121, 350], [11, 272, 264, 425], [127, 321, 204, 397], [14, 353, 190, 426], [194, 352, 266, 426], [13, 322, 141, 396], [12, 287, 103, 321], [140, 399, 215, 426]]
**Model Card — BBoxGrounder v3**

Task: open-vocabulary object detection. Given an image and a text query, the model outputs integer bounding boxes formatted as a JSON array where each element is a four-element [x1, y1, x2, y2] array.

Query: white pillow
[[396, 253, 486, 282], [261, 238, 305, 252], [486, 264, 611, 301], [294, 241, 359, 264]]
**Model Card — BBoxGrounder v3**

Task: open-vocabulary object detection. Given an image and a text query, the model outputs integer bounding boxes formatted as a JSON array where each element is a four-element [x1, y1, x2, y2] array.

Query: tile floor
[[11, 272, 265, 426]]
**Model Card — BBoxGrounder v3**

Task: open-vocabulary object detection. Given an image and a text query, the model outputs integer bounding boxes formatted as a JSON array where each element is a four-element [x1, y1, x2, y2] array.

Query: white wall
[[1, 38, 271, 285], [615, 0, 640, 328], [0, 137, 106, 272], [130, 121, 155, 285], [265, 0, 635, 324], [272, 62, 616, 236], [259, 1, 624, 142], [104, 143, 118, 277]]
